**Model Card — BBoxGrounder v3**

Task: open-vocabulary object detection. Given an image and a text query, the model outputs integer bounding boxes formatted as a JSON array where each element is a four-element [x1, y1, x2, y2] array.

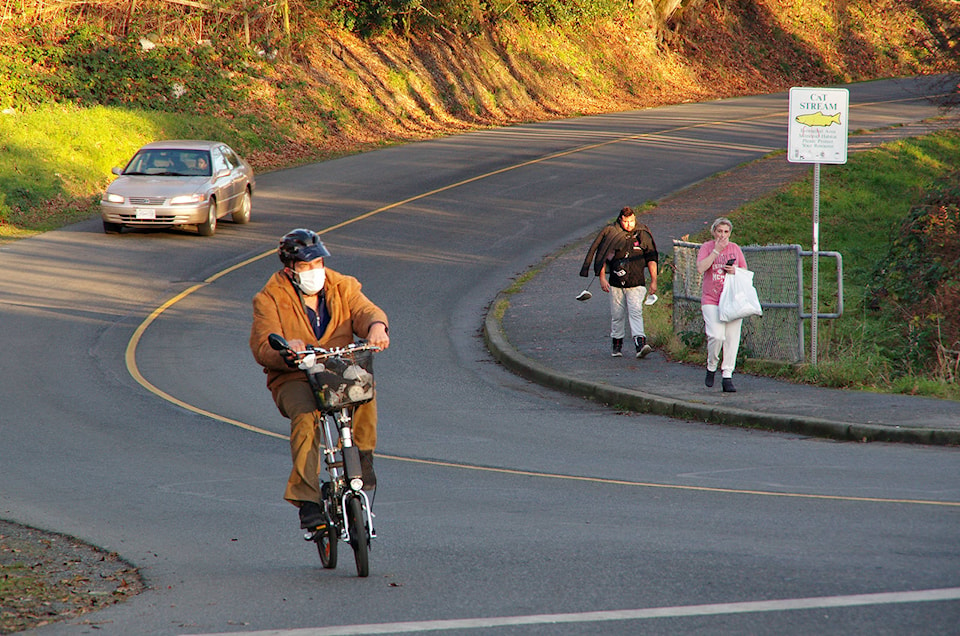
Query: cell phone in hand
[[726, 258, 736, 266]]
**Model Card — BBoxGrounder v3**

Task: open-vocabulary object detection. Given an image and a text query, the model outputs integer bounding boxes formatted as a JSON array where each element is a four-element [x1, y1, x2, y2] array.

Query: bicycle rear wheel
[[315, 523, 338, 569], [346, 496, 369, 577]]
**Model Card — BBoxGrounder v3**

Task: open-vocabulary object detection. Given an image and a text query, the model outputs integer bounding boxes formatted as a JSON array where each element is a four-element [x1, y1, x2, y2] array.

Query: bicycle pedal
[[302, 525, 327, 541]]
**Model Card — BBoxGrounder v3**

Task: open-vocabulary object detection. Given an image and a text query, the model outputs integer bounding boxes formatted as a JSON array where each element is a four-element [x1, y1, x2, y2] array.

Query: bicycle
[[268, 333, 380, 577]]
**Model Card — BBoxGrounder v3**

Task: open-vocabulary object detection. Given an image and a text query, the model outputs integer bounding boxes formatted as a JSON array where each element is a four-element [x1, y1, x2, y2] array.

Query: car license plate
[[135, 208, 156, 220]]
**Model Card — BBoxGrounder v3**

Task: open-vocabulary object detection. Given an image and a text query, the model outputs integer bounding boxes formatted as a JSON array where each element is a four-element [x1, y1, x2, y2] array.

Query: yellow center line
[[124, 99, 957, 509], [124, 284, 288, 440], [380, 454, 960, 508]]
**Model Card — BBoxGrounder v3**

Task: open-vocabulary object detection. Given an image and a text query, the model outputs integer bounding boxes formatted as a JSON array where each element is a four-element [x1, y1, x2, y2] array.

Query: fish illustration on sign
[[795, 111, 842, 127]]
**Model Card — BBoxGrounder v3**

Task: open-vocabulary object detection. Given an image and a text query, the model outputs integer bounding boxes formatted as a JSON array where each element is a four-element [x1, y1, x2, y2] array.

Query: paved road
[[1, 76, 958, 635]]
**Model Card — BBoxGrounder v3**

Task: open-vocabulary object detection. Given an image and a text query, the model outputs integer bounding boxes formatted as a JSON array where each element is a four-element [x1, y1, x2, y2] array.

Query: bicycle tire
[[346, 496, 369, 577], [315, 523, 338, 569]]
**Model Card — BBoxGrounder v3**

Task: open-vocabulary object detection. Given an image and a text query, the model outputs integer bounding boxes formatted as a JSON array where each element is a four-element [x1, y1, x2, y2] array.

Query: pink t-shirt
[[698, 240, 747, 306]]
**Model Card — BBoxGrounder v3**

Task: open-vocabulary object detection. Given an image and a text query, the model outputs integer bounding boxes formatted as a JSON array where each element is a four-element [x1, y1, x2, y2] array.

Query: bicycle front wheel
[[346, 496, 369, 577]]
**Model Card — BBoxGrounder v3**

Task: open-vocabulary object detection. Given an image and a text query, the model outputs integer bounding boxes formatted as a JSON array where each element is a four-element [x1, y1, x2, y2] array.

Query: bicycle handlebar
[[267, 333, 381, 360]]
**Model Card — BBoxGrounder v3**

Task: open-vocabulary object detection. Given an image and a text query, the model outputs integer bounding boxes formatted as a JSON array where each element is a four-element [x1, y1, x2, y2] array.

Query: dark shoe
[[705, 369, 716, 387], [634, 336, 652, 359], [298, 501, 325, 529], [722, 378, 737, 393], [359, 450, 377, 491], [611, 338, 623, 357]]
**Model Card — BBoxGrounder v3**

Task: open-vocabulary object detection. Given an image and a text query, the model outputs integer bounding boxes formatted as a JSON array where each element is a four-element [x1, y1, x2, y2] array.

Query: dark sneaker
[[611, 338, 623, 357], [705, 369, 716, 387], [722, 378, 737, 393], [359, 450, 377, 491], [298, 501, 325, 529], [634, 336, 652, 359]]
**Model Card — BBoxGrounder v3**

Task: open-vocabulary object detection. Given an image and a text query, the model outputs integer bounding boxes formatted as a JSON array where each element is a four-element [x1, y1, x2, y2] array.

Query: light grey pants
[[609, 285, 647, 339]]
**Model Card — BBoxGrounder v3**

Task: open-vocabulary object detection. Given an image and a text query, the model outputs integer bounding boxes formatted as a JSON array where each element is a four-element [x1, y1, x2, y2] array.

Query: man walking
[[580, 207, 659, 358]]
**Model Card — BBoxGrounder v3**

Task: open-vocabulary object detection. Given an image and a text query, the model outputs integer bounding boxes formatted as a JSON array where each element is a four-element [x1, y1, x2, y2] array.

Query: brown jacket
[[250, 267, 388, 401]]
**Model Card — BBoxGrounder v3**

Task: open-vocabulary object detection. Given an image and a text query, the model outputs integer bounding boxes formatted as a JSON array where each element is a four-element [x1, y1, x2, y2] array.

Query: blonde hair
[[711, 217, 733, 233]]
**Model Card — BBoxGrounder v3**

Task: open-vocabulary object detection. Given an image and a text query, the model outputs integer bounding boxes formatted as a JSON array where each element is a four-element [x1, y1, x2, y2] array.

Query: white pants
[[701, 304, 742, 378], [609, 285, 647, 339]]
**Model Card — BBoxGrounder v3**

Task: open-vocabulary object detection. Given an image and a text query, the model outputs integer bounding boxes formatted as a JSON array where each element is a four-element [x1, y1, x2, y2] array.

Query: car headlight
[[169, 193, 205, 205], [104, 193, 124, 203]]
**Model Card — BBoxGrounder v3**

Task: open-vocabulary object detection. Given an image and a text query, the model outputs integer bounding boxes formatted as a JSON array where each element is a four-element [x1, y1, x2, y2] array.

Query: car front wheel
[[198, 199, 217, 236]]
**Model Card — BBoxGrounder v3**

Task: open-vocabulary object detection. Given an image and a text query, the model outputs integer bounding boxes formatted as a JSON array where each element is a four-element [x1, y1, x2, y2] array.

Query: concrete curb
[[484, 295, 960, 446]]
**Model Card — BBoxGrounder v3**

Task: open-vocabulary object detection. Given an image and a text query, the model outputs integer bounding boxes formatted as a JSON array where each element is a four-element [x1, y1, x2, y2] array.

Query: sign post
[[787, 87, 849, 364]]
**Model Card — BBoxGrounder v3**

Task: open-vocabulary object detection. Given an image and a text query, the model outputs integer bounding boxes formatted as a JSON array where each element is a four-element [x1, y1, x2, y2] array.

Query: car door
[[218, 145, 245, 213], [209, 146, 233, 216]]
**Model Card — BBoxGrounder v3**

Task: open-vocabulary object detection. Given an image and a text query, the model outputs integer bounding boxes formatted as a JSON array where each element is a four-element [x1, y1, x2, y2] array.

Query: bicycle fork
[[340, 490, 376, 542], [324, 411, 377, 542]]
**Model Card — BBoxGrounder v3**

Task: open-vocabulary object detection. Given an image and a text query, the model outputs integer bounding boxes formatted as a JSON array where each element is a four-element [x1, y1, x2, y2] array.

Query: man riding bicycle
[[250, 229, 390, 530]]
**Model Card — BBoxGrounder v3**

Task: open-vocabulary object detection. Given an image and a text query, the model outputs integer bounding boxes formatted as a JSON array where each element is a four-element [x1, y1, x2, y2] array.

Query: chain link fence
[[672, 241, 843, 363]]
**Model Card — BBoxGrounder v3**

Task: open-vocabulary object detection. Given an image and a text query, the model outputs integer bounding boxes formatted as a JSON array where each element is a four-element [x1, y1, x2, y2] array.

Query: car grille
[[117, 213, 178, 224], [128, 196, 166, 205]]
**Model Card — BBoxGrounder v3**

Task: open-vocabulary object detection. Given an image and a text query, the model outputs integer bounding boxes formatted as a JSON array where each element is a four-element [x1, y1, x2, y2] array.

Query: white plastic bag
[[718, 268, 763, 322]]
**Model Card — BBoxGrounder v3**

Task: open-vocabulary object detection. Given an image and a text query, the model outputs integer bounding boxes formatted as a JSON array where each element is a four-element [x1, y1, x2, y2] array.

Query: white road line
[[182, 586, 960, 635]]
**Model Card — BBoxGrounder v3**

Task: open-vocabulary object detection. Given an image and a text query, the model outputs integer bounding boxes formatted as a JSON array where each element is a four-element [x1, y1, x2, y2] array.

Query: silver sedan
[[100, 140, 255, 236]]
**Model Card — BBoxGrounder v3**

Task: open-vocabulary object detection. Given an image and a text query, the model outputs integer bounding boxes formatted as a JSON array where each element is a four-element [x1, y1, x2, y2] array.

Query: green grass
[[654, 129, 960, 400], [734, 135, 958, 286], [0, 103, 284, 240]]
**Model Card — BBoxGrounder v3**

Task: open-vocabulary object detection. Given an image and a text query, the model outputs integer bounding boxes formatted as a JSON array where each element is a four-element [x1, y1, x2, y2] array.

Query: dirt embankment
[[226, 1, 960, 171]]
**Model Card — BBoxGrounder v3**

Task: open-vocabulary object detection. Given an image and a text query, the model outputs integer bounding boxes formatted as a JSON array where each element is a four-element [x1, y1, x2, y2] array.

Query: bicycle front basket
[[306, 349, 375, 410]]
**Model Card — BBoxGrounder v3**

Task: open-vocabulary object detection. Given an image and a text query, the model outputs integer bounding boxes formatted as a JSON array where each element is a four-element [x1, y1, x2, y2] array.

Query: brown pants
[[274, 379, 377, 505]]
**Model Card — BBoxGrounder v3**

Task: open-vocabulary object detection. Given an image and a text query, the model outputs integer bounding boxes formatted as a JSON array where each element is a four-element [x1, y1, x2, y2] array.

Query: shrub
[[867, 169, 960, 377], [1, 23, 252, 113]]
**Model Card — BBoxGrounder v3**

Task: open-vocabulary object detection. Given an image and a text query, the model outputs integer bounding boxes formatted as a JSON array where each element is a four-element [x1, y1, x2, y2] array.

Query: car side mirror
[[213, 168, 230, 180], [112, 167, 123, 176]]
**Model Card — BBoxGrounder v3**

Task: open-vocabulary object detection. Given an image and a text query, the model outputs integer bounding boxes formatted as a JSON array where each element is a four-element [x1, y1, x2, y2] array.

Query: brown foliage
[[0, 520, 143, 634], [915, 195, 960, 351], [873, 169, 960, 379]]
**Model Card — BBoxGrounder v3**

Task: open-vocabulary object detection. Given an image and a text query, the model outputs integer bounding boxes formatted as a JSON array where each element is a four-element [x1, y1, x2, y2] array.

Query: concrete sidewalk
[[484, 126, 960, 446]]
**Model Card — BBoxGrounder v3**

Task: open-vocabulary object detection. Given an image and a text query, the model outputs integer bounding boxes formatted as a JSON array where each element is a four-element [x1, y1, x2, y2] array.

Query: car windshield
[[124, 149, 212, 177]]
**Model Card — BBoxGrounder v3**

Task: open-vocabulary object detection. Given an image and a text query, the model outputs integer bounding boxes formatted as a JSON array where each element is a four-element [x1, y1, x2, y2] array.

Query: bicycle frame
[[317, 406, 376, 543], [267, 333, 379, 576]]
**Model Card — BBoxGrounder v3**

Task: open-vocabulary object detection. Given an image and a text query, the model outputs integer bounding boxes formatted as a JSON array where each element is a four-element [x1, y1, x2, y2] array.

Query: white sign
[[788, 87, 849, 164]]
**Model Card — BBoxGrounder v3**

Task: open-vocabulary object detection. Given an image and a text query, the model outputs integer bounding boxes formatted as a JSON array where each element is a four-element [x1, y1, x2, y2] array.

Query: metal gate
[[672, 241, 843, 363]]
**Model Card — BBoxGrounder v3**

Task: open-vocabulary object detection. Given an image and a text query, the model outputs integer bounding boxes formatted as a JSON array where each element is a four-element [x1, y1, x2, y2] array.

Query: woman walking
[[696, 217, 748, 392]]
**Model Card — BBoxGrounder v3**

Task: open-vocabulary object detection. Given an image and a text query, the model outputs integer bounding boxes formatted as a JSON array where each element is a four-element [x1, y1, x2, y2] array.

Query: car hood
[[107, 176, 210, 196]]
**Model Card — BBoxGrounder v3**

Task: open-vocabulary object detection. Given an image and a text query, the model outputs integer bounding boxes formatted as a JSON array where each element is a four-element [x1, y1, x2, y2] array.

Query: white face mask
[[294, 266, 325, 295]]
